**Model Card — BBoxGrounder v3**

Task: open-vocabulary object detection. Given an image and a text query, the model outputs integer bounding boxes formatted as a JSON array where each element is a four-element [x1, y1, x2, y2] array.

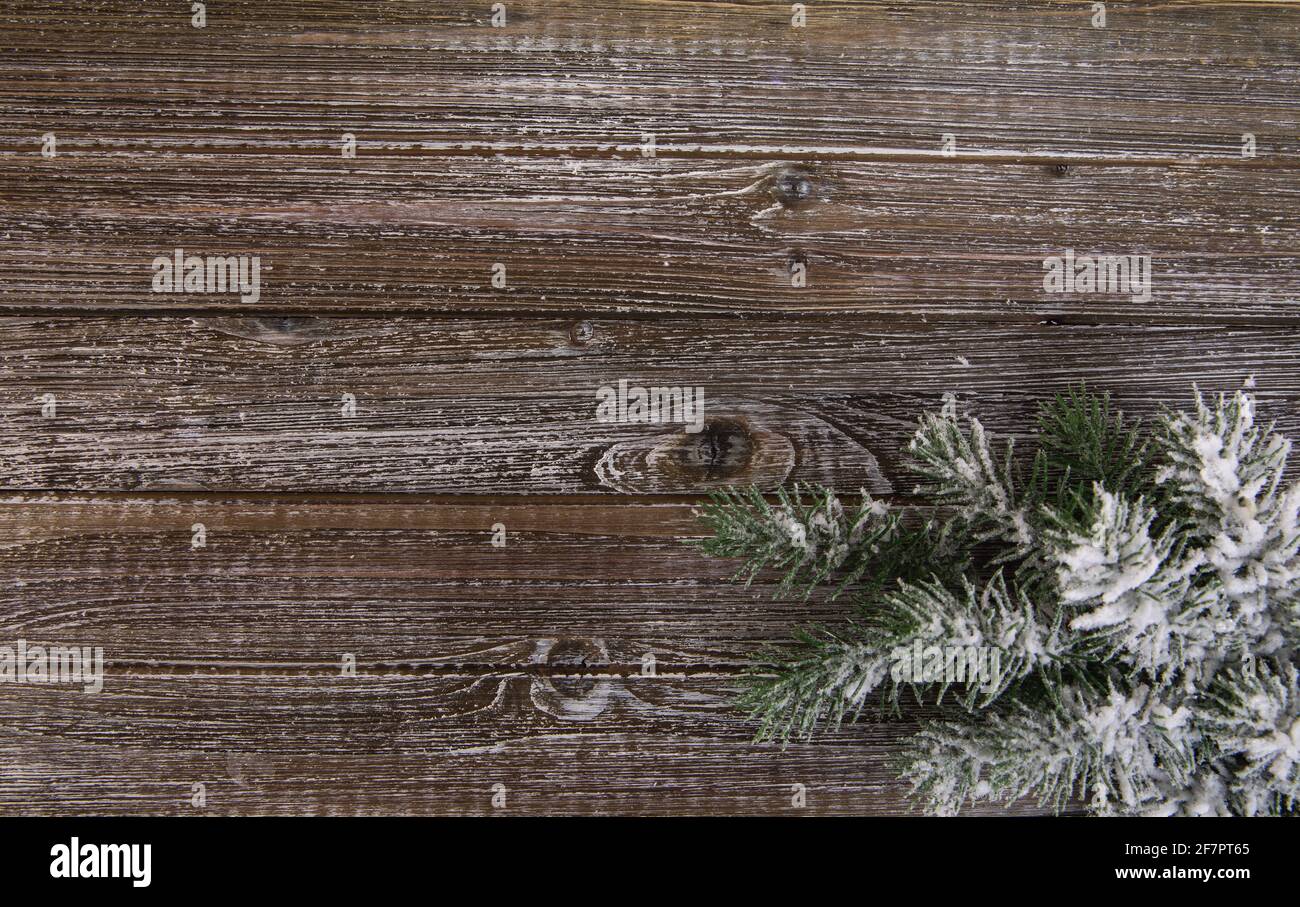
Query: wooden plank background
[[0, 0, 1296, 815]]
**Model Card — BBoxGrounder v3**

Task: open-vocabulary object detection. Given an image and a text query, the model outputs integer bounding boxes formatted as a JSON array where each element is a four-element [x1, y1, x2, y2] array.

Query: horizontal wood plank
[[0, 316, 1294, 493], [0, 495, 1065, 815], [0, 497, 828, 668], [4, 157, 1298, 318], [0, 673, 1050, 815], [3, 1, 1297, 162]]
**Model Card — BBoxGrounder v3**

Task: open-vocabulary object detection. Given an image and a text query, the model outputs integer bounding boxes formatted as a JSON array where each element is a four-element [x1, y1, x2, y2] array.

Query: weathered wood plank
[[4, 158, 1298, 318], [0, 497, 836, 667], [0, 496, 1059, 816], [2, 1, 1297, 162], [0, 674, 1049, 815], [0, 316, 1295, 493]]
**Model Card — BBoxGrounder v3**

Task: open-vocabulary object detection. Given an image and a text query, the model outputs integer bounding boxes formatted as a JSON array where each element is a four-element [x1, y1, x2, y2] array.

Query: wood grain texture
[[1, 1, 1295, 816], [0, 497, 786, 668], [0, 496, 1056, 815], [0, 316, 1294, 493], [0, 674, 1054, 816], [4, 1, 1298, 161], [4, 157, 1299, 318]]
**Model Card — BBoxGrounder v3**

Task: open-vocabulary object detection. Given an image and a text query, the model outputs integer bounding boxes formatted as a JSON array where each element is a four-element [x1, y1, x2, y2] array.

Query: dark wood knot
[[675, 418, 755, 480], [532, 638, 613, 719], [569, 320, 596, 345], [1050, 163, 1071, 177], [769, 168, 816, 208], [592, 415, 796, 493], [545, 637, 607, 672]]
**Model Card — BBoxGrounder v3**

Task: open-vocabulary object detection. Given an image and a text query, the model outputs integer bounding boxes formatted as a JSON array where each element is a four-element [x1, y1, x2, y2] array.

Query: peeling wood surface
[[0, 0, 1296, 815]]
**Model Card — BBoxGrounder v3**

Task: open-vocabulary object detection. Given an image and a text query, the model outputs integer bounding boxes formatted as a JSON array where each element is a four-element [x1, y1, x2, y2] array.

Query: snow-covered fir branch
[[1198, 659, 1300, 815], [1157, 390, 1300, 652], [1042, 485, 1217, 681], [695, 484, 891, 599], [699, 385, 1300, 816], [902, 683, 1197, 816], [739, 573, 1070, 740], [906, 394, 1037, 556]]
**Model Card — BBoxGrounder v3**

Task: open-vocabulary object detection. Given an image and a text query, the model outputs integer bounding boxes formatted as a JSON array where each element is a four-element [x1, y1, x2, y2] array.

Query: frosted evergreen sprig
[[695, 483, 963, 600], [1157, 390, 1300, 649], [737, 626, 885, 742], [903, 682, 1197, 817], [695, 484, 888, 599], [738, 572, 1069, 739], [1042, 485, 1217, 681], [871, 573, 1068, 707], [906, 395, 1036, 556], [1198, 659, 1300, 815], [698, 385, 1300, 815], [1037, 384, 1151, 499]]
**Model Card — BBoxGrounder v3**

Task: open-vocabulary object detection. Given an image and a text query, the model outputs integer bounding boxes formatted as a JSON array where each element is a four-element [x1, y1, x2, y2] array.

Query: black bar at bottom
[[0, 816, 1279, 894]]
